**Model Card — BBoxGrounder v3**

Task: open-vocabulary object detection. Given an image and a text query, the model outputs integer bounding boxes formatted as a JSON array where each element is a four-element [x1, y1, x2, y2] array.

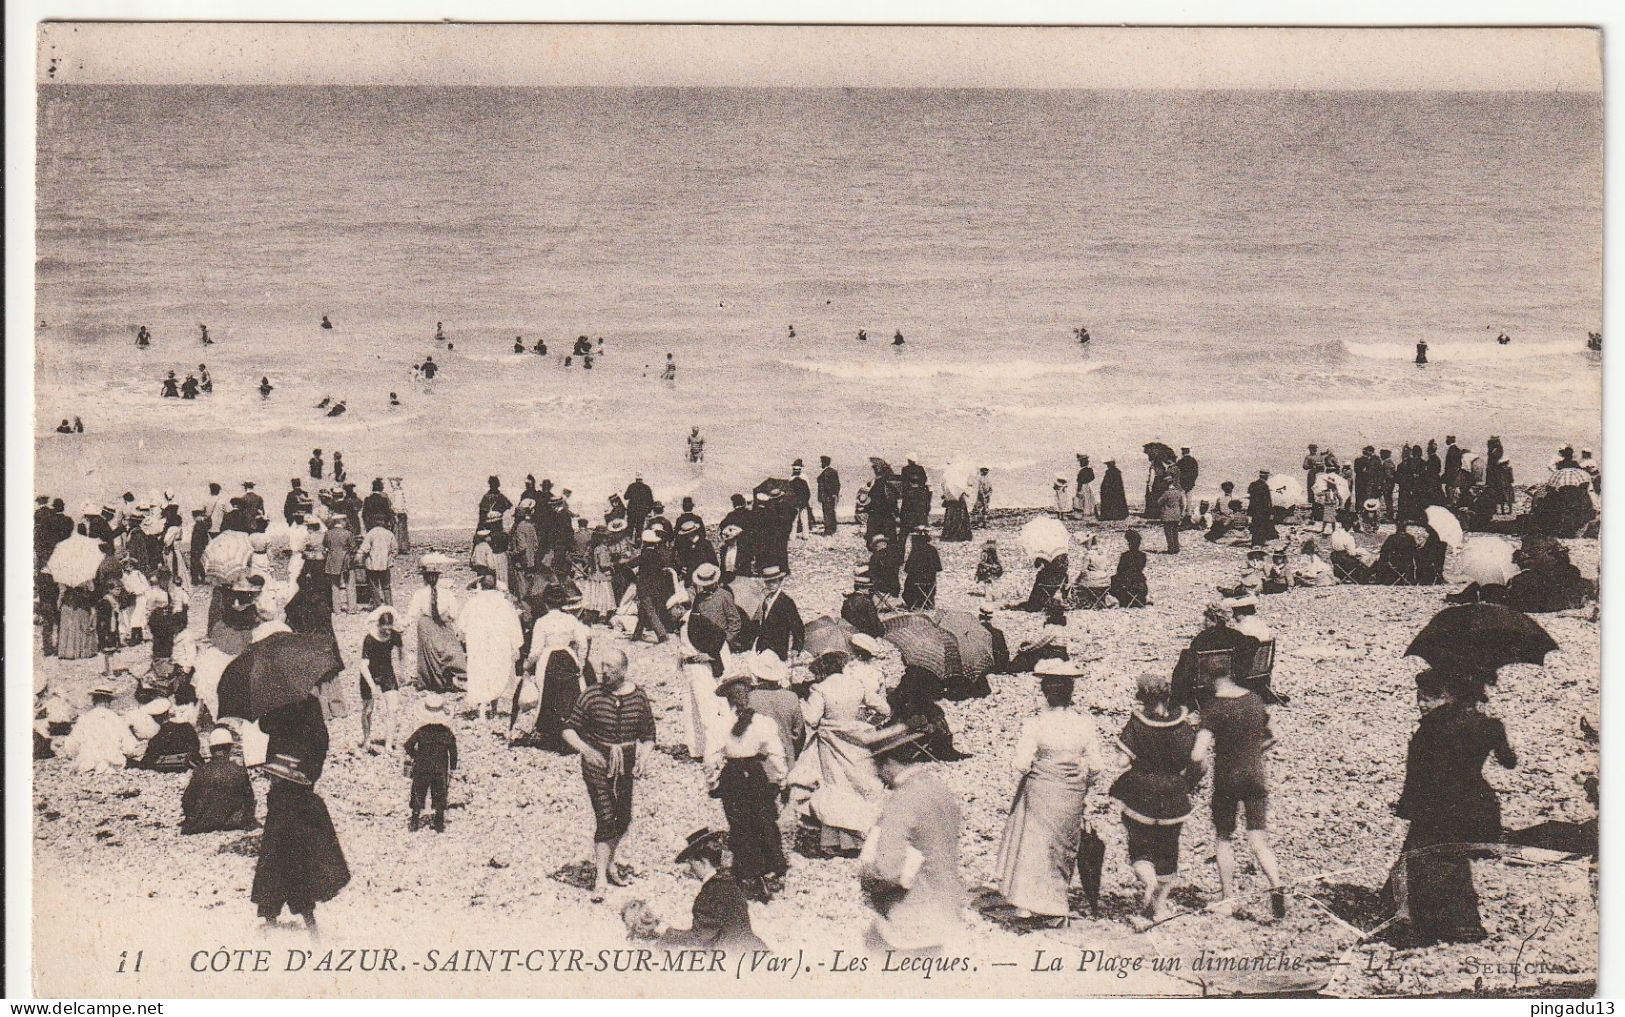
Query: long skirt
[[415, 615, 466, 692], [802, 725, 882, 852], [579, 576, 615, 617], [682, 662, 729, 760], [535, 649, 583, 753], [996, 769, 1089, 917], [901, 576, 936, 610], [1073, 485, 1096, 517], [715, 758, 787, 882], [1390, 831, 1488, 944], [57, 597, 99, 660], [941, 501, 972, 542], [251, 784, 350, 919], [581, 743, 637, 842]]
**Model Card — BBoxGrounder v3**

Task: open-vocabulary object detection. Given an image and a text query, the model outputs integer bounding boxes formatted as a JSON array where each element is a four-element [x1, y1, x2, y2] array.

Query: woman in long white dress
[[457, 575, 523, 720], [994, 659, 1103, 922], [790, 652, 891, 855]]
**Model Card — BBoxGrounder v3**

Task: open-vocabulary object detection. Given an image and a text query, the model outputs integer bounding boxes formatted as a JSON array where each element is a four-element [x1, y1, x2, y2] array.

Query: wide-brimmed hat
[[720, 523, 743, 539], [675, 827, 728, 864], [208, 727, 234, 748], [850, 633, 885, 657], [714, 673, 753, 699], [229, 574, 260, 593], [260, 753, 312, 785], [758, 564, 788, 581], [1033, 658, 1082, 678], [641, 530, 662, 545], [420, 693, 446, 715], [419, 551, 456, 571], [691, 563, 721, 587], [753, 491, 772, 504], [143, 697, 173, 716], [607, 518, 629, 534], [750, 652, 790, 687], [677, 519, 701, 535]]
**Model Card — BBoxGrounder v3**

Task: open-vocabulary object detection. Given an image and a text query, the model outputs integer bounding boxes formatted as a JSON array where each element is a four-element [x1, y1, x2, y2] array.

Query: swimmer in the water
[[56, 419, 73, 434], [161, 371, 179, 398], [1587, 331, 1602, 351], [181, 374, 200, 400], [1496, 331, 1511, 345], [321, 315, 334, 330], [573, 335, 592, 357], [259, 376, 274, 399], [534, 337, 548, 355], [1415, 341, 1429, 366], [200, 324, 212, 345], [435, 322, 446, 342], [788, 325, 796, 339], [198, 364, 212, 393], [583, 353, 594, 370], [595, 337, 604, 352], [421, 356, 438, 381], [514, 336, 526, 354], [1074, 325, 1091, 344], [136, 326, 152, 348], [892, 330, 905, 346], [661, 353, 676, 382], [326, 400, 347, 417], [72, 416, 84, 433], [316, 395, 332, 409], [389, 392, 401, 408], [857, 329, 867, 342]]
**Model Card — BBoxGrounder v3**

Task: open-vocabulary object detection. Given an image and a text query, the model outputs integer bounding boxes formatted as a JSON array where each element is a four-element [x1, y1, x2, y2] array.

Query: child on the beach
[[404, 694, 458, 832], [1191, 665, 1285, 919], [973, 539, 1003, 596], [359, 607, 404, 753], [1110, 672, 1201, 928]]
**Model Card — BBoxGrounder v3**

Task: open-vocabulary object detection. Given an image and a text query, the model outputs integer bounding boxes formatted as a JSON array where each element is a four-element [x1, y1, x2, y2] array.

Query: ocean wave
[[1341, 338, 1588, 363], [781, 358, 1109, 382], [998, 393, 1461, 423]]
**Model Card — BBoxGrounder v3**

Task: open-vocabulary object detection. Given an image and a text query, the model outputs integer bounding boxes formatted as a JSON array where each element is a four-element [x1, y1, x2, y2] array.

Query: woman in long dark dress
[[940, 494, 972, 543], [530, 639, 587, 753], [1389, 670, 1516, 945], [1011, 554, 1068, 612], [1097, 461, 1129, 521], [885, 665, 969, 761], [901, 529, 942, 610], [1109, 529, 1150, 608], [285, 550, 335, 637], [251, 753, 350, 932]]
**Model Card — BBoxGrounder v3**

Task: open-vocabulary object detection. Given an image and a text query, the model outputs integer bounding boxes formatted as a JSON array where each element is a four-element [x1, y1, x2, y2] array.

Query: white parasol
[[940, 462, 976, 501], [1458, 535, 1518, 586], [1313, 473, 1350, 504], [44, 533, 104, 588], [1019, 516, 1071, 561], [202, 530, 254, 584], [1423, 505, 1464, 549], [1266, 473, 1306, 508]]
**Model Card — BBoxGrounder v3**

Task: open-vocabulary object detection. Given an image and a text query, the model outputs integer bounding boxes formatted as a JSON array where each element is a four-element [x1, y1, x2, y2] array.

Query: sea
[[34, 86, 1602, 528]]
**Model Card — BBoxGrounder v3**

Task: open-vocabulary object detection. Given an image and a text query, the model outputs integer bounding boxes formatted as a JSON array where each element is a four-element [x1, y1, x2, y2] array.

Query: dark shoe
[[432, 813, 445, 833], [408, 814, 420, 832], [1270, 889, 1288, 919]]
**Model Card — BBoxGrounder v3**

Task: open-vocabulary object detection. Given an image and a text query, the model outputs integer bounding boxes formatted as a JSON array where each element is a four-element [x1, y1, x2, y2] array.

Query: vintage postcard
[[20, 21, 1601, 999]]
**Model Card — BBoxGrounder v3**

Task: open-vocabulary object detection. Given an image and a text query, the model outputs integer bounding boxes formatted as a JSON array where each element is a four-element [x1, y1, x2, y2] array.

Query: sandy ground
[[30, 512, 1599, 998]]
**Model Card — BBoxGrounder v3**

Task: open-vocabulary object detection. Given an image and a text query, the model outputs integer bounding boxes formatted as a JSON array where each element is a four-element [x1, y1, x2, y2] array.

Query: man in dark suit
[[816, 456, 841, 535], [624, 473, 654, 538], [751, 565, 804, 660], [788, 460, 814, 539]]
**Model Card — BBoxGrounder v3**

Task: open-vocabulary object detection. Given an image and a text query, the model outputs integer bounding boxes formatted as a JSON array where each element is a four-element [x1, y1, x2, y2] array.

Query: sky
[[35, 23, 1602, 90]]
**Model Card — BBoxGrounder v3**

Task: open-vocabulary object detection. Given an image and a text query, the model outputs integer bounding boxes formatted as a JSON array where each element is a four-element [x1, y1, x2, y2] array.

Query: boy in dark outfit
[[404, 694, 459, 832]]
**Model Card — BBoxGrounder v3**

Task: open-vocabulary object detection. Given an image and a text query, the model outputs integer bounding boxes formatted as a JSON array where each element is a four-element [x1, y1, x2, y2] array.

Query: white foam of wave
[[781, 358, 1109, 382], [1341, 339, 1586, 363], [998, 393, 1461, 423]]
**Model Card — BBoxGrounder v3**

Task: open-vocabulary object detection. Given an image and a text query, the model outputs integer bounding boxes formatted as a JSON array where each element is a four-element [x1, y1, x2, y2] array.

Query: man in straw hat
[[858, 720, 964, 955], [251, 753, 350, 933], [750, 564, 804, 661], [404, 694, 459, 832], [647, 828, 767, 950], [181, 728, 257, 834], [690, 562, 744, 652], [841, 567, 884, 638]]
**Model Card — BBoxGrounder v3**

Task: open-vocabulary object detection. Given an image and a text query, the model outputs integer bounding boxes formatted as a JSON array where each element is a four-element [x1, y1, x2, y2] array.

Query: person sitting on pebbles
[[61, 684, 137, 772]]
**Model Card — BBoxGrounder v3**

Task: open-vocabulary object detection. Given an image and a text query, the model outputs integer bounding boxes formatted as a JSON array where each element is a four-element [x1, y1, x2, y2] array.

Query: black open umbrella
[[1142, 442, 1176, 464], [1405, 603, 1558, 677], [216, 631, 344, 721]]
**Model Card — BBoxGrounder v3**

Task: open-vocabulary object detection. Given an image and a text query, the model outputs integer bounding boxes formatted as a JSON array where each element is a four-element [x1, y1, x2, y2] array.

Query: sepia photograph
[[16, 18, 1605, 1000]]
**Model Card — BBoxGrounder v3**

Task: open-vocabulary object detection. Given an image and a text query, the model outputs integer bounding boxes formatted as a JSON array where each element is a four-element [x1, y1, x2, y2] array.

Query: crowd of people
[[30, 430, 1599, 954]]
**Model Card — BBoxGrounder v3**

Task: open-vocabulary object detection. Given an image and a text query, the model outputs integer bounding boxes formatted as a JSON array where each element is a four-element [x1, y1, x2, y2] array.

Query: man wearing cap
[[1247, 470, 1277, 547], [788, 459, 814, 539], [655, 829, 767, 950], [322, 512, 355, 613], [181, 728, 258, 834], [282, 479, 311, 525], [816, 456, 841, 535], [860, 721, 964, 955], [623, 473, 654, 542], [750, 565, 804, 661], [252, 752, 350, 932]]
